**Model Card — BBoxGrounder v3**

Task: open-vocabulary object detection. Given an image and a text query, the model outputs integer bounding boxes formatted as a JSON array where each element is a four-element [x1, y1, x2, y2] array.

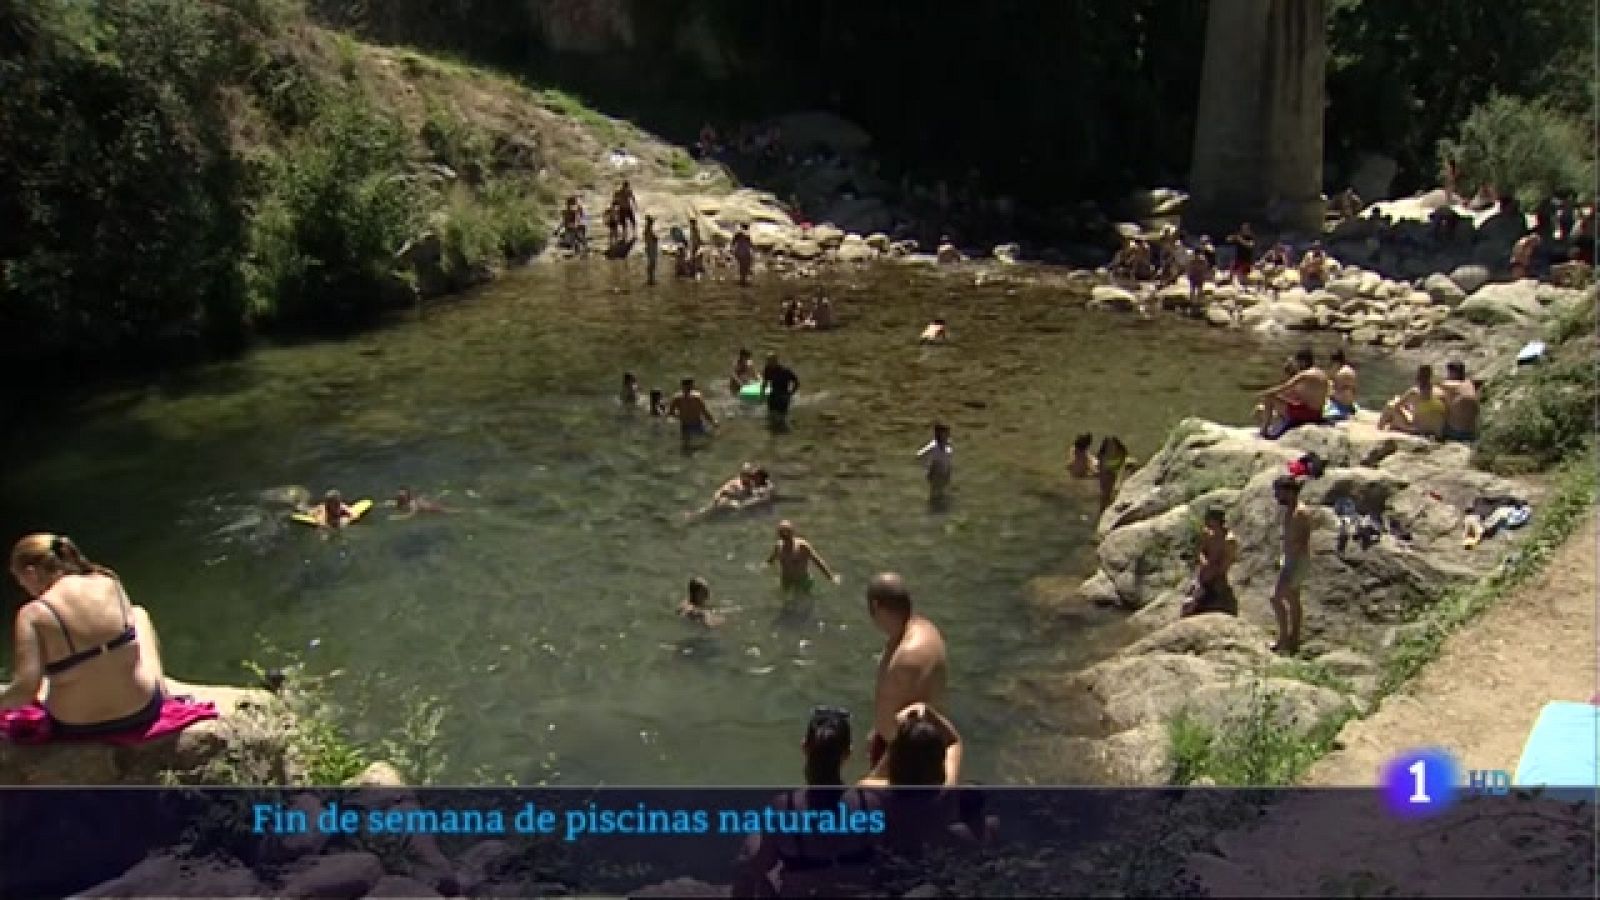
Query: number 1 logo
[[1383, 749, 1460, 818]]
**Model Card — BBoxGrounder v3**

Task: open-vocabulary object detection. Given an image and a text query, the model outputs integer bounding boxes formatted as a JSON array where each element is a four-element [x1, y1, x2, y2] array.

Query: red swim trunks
[[1285, 401, 1322, 424]]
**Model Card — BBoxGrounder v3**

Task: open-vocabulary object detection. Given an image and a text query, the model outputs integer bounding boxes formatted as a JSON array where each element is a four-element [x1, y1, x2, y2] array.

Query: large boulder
[[0, 679, 296, 786], [1091, 284, 1139, 312], [1422, 272, 1466, 306], [1240, 300, 1316, 331], [1448, 264, 1490, 294], [1455, 281, 1544, 326]]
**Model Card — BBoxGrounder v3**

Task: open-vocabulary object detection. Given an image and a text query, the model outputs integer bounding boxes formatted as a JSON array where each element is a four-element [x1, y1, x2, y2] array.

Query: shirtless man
[[1256, 348, 1330, 439], [1183, 506, 1239, 617], [1270, 476, 1314, 655], [1378, 364, 1447, 438], [1227, 223, 1256, 285], [1298, 242, 1327, 290], [1439, 361, 1480, 442], [642, 215, 660, 285], [808, 296, 834, 330], [935, 236, 964, 265], [613, 181, 638, 239], [677, 577, 725, 628], [865, 572, 949, 772], [765, 520, 840, 593], [1186, 246, 1212, 305], [918, 319, 948, 344], [731, 224, 755, 286], [666, 377, 716, 444], [688, 219, 706, 277], [1326, 348, 1359, 420], [1511, 231, 1540, 279]]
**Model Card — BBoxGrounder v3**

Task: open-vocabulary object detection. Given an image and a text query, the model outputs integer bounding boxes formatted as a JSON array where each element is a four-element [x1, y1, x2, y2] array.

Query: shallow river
[[0, 262, 1402, 784]]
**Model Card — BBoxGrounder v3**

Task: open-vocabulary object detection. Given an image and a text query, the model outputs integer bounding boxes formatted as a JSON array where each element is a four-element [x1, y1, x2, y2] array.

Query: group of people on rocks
[[1180, 343, 1484, 656]]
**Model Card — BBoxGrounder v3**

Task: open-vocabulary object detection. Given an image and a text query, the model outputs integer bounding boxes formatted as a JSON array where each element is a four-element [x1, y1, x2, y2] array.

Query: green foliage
[[1380, 460, 1596, 693], [1437, 94, 1594, 209], [1168, 680, 1353, 786], [420, 105, 491, 174], [480, 178, 551, 261], [1475, 298, 1597, 472], [666, 149, 697, 178], [1269, 659, 1355, 695], [246, 93, 423, 327], [0, 0, 250, 379], [1327, 0, 1593, 191]]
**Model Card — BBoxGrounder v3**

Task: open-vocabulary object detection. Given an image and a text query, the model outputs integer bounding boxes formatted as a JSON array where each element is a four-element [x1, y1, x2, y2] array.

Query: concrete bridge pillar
[[1185, 0, 1327, 238]]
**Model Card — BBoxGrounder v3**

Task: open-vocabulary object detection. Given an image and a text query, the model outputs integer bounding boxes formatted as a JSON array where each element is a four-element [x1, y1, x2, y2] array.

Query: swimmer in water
[[919, 319, 948, 344], [766, 520, 840, 593], [809, 296, 835, 330], [677, 577, 726, 628], [620, 371, 640, 408], [390, 487, 453, 520], [314, 489, 353, 530], [916, 421, 953, 504], [729, 348, 758, 395], [1066, 432, 1098, 479], [667, 377, 717, 445], [648, 388, 667, 416]]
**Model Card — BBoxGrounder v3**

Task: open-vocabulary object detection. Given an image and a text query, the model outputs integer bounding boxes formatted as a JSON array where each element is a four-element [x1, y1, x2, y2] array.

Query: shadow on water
[[0, 260, 1411, 785]]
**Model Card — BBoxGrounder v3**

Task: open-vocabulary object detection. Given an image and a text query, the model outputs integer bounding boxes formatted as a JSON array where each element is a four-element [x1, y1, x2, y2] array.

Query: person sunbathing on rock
[[1, 534, 172, 738], [1255, 348, 1330, 439]]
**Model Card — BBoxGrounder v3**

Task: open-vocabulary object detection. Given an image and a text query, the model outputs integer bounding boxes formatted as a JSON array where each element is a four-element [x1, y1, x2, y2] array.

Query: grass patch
[[1168, 680, 1354, 786], [541, 88, 616, 142], [555, 154, 596, 186], [1269, 659, 1355, 694], [667, 149, 697, 177], [1379, 460, 1596, 694]]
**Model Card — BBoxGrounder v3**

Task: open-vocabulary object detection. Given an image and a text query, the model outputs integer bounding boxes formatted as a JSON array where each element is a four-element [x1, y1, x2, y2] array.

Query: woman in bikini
[[733, 706, 880, 897], [1, 534, 170, 737]]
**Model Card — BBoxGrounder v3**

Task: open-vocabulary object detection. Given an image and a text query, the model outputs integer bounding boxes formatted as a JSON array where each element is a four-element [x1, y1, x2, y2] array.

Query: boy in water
[[316, 489, 353, 530], [677, 577, 725, 628], [620, 372, 640, 408], [391, 487, 452, 520], [1066, 433, 1098, 479], [648, 388, 667, 417], [916, 422, 954, 504]]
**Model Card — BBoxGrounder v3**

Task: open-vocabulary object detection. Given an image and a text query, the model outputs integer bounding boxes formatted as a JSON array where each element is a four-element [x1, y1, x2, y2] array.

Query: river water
[[0, 262, 1402, 785]]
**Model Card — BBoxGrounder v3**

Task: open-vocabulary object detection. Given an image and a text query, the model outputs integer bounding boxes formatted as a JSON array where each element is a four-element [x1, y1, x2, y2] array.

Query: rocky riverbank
[[1012, 415, 1539, 785]]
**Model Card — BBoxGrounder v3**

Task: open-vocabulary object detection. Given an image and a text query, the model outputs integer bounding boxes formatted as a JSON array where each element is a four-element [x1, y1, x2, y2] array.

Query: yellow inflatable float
[[291, 499, 373, 527]]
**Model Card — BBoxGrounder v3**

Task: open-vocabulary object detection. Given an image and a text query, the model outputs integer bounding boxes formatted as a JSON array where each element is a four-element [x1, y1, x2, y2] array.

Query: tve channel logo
[[1381, 749, 1511, 818]]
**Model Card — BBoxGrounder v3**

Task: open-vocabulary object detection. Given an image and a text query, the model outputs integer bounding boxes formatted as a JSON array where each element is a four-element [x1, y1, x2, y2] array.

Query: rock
[[1356, 271, 1383, 298], [0, 679, 294, 786], [1205, 306, 1234, 328], [1351, 326, 1380, 344], [1091, 285, 1139, 312], [1095, 502, 1203, 607], [77, 853, 263, 898], [260, 793, 331, 863], [864, 232, 892, 253], [281, 852, 386, 900], [629, 877, 728, 897], [1456, 281, 1544, 326], [1422, 272, 1467, 306], [458, 840, 516, 895], [366, 875, 443, 898], [1157, 281, 1194, 310], [1325, 276, 1362, 301], [1405, 290, 1434, 307], [786, 239, 823, 261], [992, 242, 1021, 264], [346, 760, 407, 788], [1240, 300, 1316, 331], [834, 234, 875, 263], [807, 223, 845, 248]]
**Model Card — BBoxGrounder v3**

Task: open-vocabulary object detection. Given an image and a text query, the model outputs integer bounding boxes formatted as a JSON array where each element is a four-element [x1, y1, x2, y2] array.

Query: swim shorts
[[1275, 559, 1308, 594]]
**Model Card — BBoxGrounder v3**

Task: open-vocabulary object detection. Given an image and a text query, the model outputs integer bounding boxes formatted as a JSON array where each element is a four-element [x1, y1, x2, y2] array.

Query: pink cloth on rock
[[0, 696, 218, 745]]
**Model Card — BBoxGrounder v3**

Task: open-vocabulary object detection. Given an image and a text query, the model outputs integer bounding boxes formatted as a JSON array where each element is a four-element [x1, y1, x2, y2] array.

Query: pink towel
[[0, 696, 218, 745]]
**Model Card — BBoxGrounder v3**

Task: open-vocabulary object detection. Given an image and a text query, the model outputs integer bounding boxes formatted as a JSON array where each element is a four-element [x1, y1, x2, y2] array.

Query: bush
[[1474, 294, 1597, 472], [246, 93, 423, 327], [1438, 94, 1594, 209], [1168, 680, 1351, 786]]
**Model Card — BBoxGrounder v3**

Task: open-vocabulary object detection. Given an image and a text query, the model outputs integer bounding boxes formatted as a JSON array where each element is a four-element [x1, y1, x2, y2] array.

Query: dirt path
[[1304, 509, 1597, 785]]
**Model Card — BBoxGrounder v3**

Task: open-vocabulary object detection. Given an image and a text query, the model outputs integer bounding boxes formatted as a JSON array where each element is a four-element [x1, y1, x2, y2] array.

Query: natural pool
[[0, 261, 1404, 784]]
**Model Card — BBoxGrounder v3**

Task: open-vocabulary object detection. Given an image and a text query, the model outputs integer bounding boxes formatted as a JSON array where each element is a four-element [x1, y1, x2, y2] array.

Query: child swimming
[[677, 577, 727, 628]]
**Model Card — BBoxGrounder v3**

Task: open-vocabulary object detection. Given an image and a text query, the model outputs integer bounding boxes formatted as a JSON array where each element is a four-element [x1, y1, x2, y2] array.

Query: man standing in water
[[1270, 476, 1314, 655], [761, 353, 801, 424], [642, 215, 660, 285], [732, 223, 755, 286], [865, 572, 949, 771], [765, 520, 841, 593], [666, 377, 716, 446]]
